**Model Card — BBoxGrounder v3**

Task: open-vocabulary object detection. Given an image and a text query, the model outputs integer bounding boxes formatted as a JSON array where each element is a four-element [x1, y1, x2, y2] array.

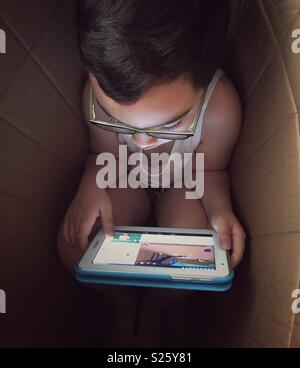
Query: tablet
[[75, 226, 233, 291]]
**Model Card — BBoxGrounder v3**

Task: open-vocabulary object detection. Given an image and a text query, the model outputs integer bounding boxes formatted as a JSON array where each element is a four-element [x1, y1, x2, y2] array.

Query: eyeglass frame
[[88, 82, 208, 140]]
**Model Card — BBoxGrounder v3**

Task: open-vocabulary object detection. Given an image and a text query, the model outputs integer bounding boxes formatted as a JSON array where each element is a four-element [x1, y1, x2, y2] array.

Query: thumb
[[218, 230, 232, 251], [212, 222, 232, 251]]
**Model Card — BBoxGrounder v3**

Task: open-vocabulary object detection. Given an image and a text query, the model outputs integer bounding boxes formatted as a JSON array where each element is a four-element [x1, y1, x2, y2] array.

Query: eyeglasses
[[88, 83, 208, 140]]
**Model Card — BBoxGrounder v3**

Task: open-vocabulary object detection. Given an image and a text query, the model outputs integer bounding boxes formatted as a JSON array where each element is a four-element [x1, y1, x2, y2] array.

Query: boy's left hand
[[209, 209, 246, 269]]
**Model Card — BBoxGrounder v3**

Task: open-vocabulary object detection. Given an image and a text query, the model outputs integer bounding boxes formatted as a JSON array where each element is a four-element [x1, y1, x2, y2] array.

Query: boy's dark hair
[[77, 0, 231, 104]]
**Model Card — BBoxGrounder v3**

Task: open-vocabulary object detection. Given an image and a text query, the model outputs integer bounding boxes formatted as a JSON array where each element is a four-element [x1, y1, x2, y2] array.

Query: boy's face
[[90, 73, 203, 150]]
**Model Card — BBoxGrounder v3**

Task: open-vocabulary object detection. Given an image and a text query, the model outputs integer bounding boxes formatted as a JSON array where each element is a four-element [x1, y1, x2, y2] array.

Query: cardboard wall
[[0, 0, 111, 347], [224, 0, 300, 347]]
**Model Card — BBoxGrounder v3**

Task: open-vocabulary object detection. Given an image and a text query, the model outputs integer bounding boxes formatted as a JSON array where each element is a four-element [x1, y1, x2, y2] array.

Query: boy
[[57, 0, 246, 347]]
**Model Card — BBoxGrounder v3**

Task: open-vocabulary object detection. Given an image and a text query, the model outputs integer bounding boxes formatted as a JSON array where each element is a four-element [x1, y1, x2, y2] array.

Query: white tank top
[[118, 68, 225, 187]]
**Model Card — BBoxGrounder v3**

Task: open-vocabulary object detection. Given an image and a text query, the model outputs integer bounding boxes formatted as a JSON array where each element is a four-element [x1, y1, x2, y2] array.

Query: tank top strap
[[191, 68, 225, 151]]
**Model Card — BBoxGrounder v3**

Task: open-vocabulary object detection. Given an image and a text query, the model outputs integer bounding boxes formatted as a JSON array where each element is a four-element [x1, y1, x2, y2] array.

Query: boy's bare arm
[[196, 76, 246, 268], [196, 76, 242, 218]]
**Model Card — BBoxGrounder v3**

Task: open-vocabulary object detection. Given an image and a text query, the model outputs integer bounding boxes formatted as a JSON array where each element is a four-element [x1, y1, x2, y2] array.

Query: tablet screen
[[92, 231, 216, 270]]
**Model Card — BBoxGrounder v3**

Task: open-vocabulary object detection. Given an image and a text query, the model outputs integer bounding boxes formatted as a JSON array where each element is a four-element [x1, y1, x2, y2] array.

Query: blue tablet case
[[75, 266, 234, 292]]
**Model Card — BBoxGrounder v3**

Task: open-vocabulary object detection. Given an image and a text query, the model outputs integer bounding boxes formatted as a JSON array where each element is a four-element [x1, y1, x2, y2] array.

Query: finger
[[100, 202, 114, 237], [77, 215, 98, 251], [89, 216, 101, 239], [230, 227, 246, 269]]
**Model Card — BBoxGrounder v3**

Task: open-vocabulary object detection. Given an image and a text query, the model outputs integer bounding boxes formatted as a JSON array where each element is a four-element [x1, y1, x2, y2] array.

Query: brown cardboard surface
[[263, 0, 300, 112], [231, 55, 297, 168], [0, 55, 88, 166], [0, 0, 300, 347], [226, 0, 298, 168], [226, 0, 300, 347], [0, 16, 29, 101], [31, 0, 84, 119], [0, 0, 105, 347], [0, 0, 62, 50], [227, 0, 251, 42], [230, 115, 300, 236], [291, 308, 300, 347], [232, 233, 300, 348]]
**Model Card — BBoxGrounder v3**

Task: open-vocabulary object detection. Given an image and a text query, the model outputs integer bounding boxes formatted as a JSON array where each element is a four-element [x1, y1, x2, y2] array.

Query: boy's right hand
[[62, 186, 114, 251]]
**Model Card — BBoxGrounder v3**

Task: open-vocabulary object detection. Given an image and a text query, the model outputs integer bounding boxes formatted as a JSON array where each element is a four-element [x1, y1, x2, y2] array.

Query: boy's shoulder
[[198, 73, 243, 170], [203, 73, 242, 136]]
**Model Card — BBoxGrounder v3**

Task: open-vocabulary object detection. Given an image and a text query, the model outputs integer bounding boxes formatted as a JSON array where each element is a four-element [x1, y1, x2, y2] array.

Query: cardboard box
[[0, 0, 299, 347]]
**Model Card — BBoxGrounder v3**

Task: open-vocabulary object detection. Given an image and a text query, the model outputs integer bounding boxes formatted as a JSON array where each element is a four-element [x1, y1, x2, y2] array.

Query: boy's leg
[[57, 186, 151, 347], [136, 185, 212, 347]]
